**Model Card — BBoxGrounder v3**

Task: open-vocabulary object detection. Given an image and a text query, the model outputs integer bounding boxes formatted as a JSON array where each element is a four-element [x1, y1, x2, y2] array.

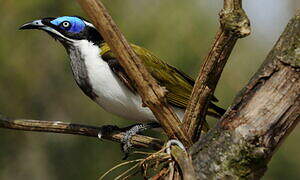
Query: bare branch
[[190, 11, 300, 179], [182, 0, 250, 141], [76, 0, 192, 147], [0, 114, 163, 150]]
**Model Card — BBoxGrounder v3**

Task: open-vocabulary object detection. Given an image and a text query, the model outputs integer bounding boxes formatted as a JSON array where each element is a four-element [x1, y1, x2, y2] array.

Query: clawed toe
[[120, 124, 145, 156], [120, 123, 160, 159], [97, 123, 160, 159]]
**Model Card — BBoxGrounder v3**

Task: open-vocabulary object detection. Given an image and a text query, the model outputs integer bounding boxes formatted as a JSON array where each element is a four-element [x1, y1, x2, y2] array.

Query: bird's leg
[[120, 122, 160, 159], [97, 123, 160, 159]]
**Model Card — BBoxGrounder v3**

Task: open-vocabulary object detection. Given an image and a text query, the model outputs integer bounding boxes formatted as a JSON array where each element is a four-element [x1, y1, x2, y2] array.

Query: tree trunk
[[190, 11, 300, 179]]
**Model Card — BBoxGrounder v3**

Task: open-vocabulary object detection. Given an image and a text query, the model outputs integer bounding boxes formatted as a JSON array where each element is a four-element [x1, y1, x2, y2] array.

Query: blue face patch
[[50, 16, 86, 33]]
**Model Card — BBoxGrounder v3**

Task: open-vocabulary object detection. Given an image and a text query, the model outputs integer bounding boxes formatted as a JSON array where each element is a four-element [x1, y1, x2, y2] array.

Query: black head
[[20, 16, 103, 46]]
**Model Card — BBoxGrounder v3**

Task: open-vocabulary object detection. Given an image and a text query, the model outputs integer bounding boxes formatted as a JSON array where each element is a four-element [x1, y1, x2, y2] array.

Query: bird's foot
[[97, 125, 120, 140], [120, 122, 160, 159]]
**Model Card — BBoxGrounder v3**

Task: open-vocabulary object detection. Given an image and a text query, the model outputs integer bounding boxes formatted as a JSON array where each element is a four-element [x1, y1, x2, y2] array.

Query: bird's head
[[20, 16, 103, 47]]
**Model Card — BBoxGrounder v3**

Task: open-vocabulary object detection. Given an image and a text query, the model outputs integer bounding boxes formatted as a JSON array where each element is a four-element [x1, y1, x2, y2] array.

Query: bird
[[20, 16, 225, 151]]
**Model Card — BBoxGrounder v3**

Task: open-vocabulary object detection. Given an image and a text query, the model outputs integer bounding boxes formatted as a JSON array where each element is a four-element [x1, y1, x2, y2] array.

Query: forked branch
[[182, 0, 250, 142]]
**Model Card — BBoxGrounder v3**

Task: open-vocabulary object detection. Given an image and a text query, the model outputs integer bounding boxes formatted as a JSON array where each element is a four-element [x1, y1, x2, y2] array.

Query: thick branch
[[182, 0, 250, 141], [76, 0, 192, 147], [0, 114, 163, 150], [190, 11, 300, 179]]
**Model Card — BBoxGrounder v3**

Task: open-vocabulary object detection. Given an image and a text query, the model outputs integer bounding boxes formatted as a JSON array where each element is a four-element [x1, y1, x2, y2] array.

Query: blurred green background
[[0, 0, 299, 179]]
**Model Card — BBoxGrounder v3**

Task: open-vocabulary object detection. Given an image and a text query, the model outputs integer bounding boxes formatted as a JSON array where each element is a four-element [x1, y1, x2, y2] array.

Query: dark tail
[[201, 103, 226, 132], [208, 102, 226, 118]]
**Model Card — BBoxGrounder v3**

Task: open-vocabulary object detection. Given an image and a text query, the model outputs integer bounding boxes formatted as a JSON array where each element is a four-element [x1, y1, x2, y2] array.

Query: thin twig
[[98, 159, 143, 180], [0, 114, 163, 150], [114, 161, 141, 180], [76, 0, 192, 147], [151, 168, 169, 180], [182, 0, 251, 142], [99, 147, 170, 179]]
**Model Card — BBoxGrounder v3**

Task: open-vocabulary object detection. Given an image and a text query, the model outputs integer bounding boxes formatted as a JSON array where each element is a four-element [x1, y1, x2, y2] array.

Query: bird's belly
[[91, 68, 155, 121], [95, 93, 157, 122], [93, 87, 185, 123], [93, 79, 158, 122], [83, 53, 156, 122], [84, 55, 185, 122]]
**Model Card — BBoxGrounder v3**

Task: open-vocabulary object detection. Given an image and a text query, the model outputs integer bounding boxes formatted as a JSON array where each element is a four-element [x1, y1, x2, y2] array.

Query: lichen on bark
[[190, 129, 268, 179]]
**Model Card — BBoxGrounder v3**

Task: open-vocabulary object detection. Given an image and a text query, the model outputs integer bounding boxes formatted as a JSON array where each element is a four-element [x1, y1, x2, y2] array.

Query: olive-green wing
[[100, 43, 194, 109]]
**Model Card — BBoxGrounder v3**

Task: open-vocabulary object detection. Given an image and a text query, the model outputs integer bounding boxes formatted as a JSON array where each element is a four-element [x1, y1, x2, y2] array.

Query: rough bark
[[190, 11, 300, 179]]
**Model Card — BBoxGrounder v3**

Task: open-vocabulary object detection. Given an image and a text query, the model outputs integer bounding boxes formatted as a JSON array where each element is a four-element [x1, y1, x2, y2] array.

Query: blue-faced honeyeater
[[20, 16, 225, 149]]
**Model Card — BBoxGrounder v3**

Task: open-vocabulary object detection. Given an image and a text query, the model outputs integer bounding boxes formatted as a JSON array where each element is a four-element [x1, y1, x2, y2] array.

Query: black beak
[[19, 18, 72, 46], [19, 20, 45, 30]]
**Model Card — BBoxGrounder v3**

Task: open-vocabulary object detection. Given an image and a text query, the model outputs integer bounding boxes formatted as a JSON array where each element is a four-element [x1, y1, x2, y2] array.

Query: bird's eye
[[61, 21, 71, 29]]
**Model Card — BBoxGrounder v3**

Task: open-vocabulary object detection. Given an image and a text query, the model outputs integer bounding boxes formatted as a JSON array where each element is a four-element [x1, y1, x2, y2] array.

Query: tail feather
[[208, 102, 226, 118], [202, 103, 226, 132]]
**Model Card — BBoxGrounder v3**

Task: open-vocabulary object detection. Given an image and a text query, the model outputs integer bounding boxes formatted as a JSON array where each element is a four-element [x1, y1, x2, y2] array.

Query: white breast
[[72, 40, 184, 122]]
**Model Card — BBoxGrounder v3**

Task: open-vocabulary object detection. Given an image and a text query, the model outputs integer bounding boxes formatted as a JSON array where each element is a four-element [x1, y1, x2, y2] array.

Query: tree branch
[[190, 11, 300, 179], [0, 114, 163, 150], [171, 146, 196, 179], [76, 0, 192, 147], [182, 0, 251, 142]]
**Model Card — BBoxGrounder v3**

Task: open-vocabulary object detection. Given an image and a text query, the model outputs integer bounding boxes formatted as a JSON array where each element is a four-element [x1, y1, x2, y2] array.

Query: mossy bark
[[190, 11, 300, 179]]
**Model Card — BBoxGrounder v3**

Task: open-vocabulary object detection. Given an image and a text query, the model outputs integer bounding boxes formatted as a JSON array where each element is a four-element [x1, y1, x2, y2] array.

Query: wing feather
[[100, 43, 223, 116], [101, 43, 193, 108]]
